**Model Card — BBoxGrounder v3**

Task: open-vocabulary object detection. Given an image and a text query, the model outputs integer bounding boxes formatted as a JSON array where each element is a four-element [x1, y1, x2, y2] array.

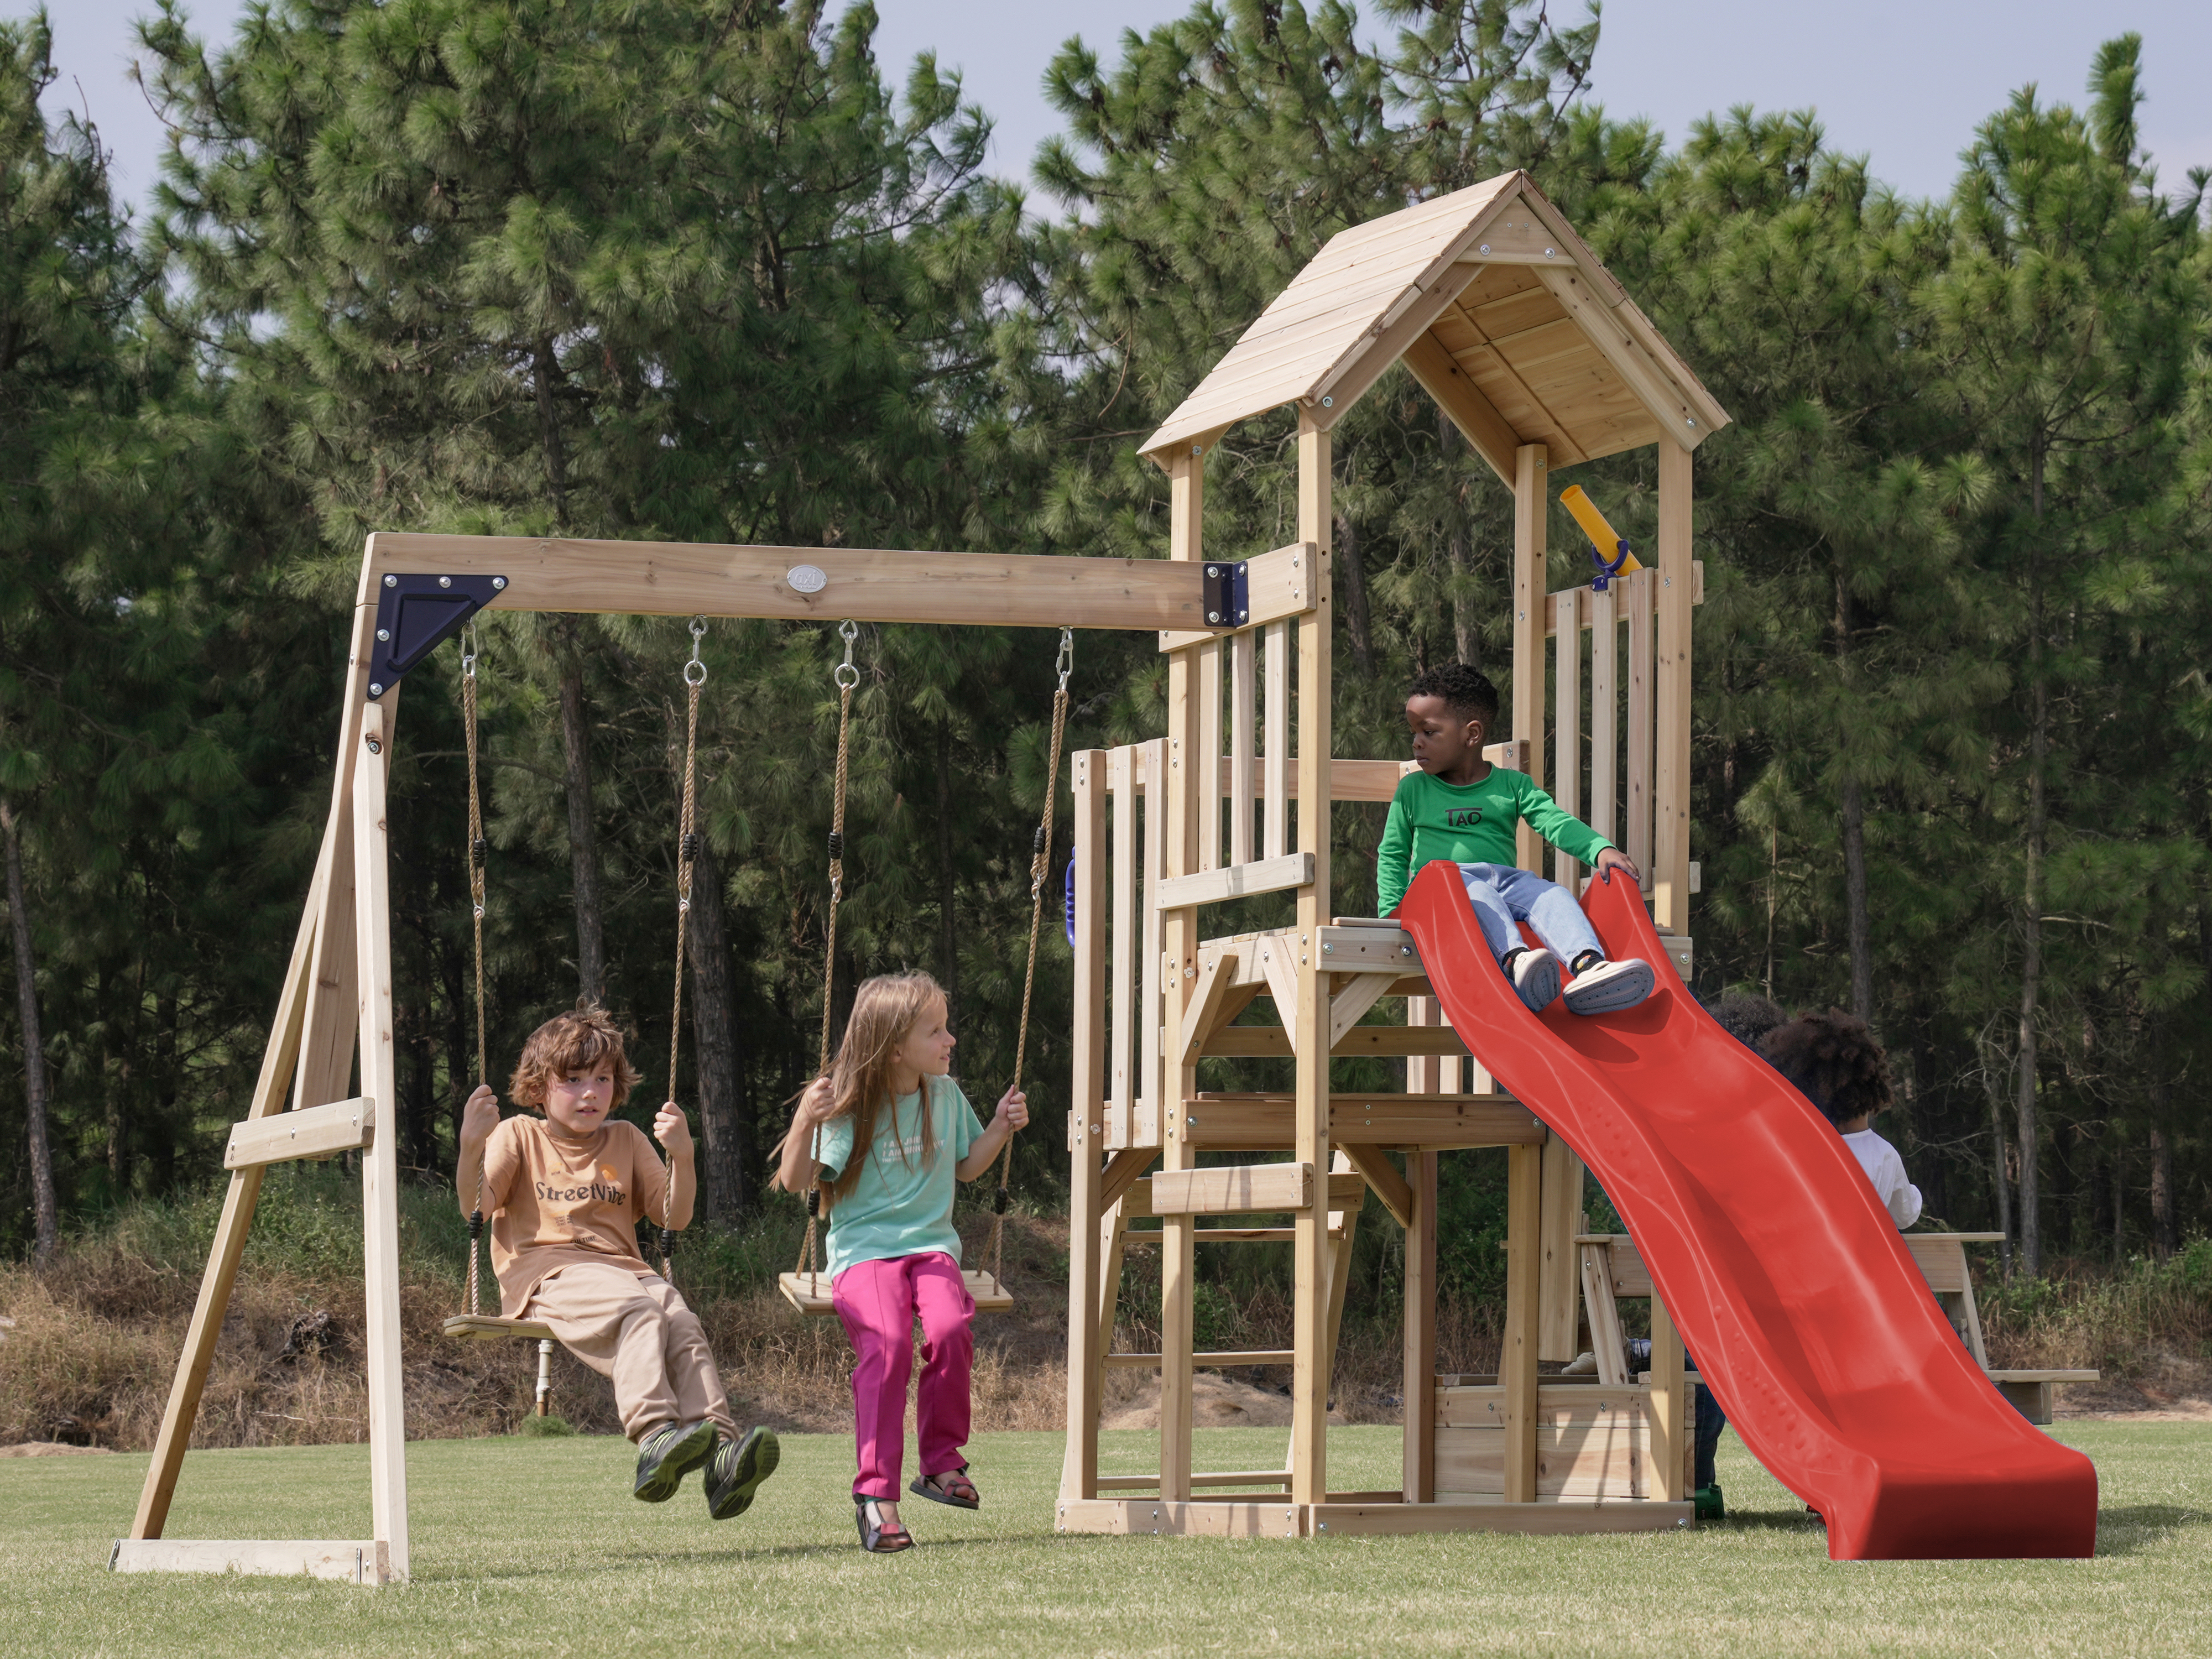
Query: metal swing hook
[[685, 616, 708, 686], [461, 625, 478, 681], [1055, 627, 1074, 693], [833, 619, 861, 691]]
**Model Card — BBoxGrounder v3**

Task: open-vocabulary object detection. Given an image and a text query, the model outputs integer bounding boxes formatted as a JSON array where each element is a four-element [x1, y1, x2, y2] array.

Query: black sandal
[[855, 1494, 914, 1553], [910, 1466, 979, 1509]]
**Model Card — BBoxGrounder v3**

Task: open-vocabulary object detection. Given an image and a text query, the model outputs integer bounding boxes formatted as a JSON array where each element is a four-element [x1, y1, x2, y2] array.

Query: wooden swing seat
[[441, 1314, 555, 1342], [778, 1269, 1014, 1317]]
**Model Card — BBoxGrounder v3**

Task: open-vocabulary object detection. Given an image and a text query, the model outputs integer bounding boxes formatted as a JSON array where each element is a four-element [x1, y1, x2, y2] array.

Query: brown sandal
[[855, 1495, 913, 1552], [910, 1467, 979, 1510]]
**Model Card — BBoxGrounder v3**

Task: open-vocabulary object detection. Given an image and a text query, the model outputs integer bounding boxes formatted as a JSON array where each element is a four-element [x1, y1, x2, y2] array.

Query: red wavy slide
[[1397, 859, 2098, 1559]]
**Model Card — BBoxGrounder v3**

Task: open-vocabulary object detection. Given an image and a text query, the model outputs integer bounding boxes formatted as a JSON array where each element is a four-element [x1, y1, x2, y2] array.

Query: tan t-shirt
[[482, 1115, 669, 1316]]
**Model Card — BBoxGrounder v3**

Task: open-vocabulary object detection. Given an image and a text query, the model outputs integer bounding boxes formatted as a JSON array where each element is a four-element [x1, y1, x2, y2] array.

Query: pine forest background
[[5, 0, 2212, 1305]]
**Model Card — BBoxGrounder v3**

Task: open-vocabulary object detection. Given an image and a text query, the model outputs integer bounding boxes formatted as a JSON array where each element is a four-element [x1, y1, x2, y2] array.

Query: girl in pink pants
[[775, 972, 1029, 1554]]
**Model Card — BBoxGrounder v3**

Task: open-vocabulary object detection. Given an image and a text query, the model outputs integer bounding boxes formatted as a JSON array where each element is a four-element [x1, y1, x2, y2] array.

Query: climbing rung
[[1103, 1350, 1296, 1368], [1130, 1166, 1364, 1217], [223, 1098, 374, 1170], [1153, 853, 1313, 911]]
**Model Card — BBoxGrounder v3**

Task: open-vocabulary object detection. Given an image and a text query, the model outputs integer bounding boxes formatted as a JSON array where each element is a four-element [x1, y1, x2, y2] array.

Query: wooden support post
[[1589, 583, 1618, 850], [1262, 622, 1290, 859], [1511, 445, 1548, 873], [1290, 412, 1333, 1506], [1654, 440, 1694, 932], [1108, 747, 1136, 1147], [1139, 740, 1166, 1147], [1649, 1292, 1688, 1503], [1537, 1136, 1585, 1362], [1198, 639, 1223, 872], [131, 833, 330, 1541], [352, 699, 409, 1582], [1062, 752, 1109, 1500], [1501, 1141, 1543, 1504], [1402, 1149, 1438, 1503], [1230, 633, 1255, 863], [1626, 568, 1655, 890], [1159, 445, 1206, 1503], [1552, 588, 1582, 891]]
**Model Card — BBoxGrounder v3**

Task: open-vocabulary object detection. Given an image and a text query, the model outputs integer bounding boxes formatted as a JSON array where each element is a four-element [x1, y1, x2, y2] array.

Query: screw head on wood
[[383, 574, 397, 586], [376, 628, 390, 641], [492, 575, 507, 589], [368, 682, 384, 695], [366, 738, 382, 754], [438, 575, 452, 588]]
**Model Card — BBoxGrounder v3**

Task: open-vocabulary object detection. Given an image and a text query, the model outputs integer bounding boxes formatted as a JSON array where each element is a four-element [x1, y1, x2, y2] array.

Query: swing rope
[[659, 619, 708, 1281], [984, 628, 1073, 1286], [462, 630, 491, 1319], [792, 620, 860, 1291]]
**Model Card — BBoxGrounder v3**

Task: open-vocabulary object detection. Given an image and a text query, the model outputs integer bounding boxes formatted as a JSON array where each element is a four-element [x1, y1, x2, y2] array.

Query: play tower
[[1056, 171, 1730, 1538]]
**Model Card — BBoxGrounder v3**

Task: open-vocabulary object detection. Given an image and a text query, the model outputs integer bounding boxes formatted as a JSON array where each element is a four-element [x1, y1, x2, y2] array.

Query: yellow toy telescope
[[1560, 485, 1642, 591]]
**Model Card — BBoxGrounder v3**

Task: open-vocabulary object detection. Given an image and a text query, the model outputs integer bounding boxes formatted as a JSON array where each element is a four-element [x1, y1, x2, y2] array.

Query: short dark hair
[[1407, 664, 1499, 727], [1708, 991, 1786, 1051], [1760, 1009, 1894, 1127]]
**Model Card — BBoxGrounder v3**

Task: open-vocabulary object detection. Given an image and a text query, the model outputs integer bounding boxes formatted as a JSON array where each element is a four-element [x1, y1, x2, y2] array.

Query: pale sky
[[29, 0, 2212, 215]]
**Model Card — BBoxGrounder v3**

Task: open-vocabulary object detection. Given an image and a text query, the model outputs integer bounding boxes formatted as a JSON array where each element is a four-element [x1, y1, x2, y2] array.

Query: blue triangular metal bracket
[[1201, 560, 1250, 629], [366, 573, 508, 699]]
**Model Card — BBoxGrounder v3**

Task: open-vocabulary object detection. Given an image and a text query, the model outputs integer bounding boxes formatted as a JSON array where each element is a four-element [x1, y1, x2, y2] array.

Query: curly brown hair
[[509, 1005, 644, 1112], [1759, 1009, 1893, 1126]]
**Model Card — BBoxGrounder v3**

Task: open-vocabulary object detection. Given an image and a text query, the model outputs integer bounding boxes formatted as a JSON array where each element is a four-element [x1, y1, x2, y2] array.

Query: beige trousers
[[527, 1261, 737, 1442]]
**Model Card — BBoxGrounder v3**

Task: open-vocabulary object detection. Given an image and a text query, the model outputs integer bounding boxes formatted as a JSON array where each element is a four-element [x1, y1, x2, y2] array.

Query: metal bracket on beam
[[1201, 561, 1248, 629], [366, 573, 507, 698]]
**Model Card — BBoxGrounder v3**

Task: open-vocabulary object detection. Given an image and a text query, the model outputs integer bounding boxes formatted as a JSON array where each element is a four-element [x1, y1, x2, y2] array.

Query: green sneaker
[[704, 1426, 781, 1520], [633, 1418, 716, 1503], [1693, 1482, 1726, 1521]]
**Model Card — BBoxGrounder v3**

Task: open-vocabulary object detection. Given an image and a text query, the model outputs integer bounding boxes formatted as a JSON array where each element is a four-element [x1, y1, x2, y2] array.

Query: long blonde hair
[[779, 972, 947, 1206]]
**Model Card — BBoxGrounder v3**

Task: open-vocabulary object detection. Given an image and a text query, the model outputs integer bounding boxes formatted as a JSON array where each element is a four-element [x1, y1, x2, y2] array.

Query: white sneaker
[[1563, 957, 1653, 1015], [1503, 947, 1562, 1013]]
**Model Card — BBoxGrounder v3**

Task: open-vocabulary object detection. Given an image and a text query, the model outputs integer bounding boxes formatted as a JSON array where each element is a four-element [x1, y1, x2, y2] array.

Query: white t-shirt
[[1842, 1128, 1922, 1229]]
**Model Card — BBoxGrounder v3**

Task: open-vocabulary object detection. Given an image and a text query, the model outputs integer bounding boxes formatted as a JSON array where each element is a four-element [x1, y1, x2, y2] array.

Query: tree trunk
[[2015, 643, 2047, 1280], [2, 802, 59, 1266], [559, 645, 607, 1006], [441, 940, 472, 1182], [1834, 572, 1874, 1023], [2149, 1120, 2174, 1262], [401, 996, 435, 1172], [935, 719, 961, 1014], [685, 838, 747, 1223], [533, 333, 570, 528], [1335, 507, 1375, 676], [1987, 1067, 2015, 1280], [1438, 410, 1479, 667]]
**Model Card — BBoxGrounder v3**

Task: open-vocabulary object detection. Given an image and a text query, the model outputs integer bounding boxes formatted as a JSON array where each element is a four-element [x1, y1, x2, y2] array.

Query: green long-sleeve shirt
[[1374, 766, 1614, 915]]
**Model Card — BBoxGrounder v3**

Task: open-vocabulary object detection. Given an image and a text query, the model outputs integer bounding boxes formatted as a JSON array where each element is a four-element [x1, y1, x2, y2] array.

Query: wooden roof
[[1140, 172, 1730, 479]]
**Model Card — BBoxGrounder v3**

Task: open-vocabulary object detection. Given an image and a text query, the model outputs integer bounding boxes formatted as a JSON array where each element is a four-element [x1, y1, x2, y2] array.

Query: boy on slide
[[458, 1005, 780, 1517], [1379, 664, 1652, 1014]]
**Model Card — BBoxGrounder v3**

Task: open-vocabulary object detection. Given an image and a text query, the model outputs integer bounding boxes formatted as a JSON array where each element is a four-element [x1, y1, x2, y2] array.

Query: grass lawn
[[0, 1421, 2204, 1656]]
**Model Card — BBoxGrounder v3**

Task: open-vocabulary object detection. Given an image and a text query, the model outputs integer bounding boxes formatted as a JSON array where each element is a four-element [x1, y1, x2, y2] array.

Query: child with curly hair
[[1761, 1008, 1923, 1228]]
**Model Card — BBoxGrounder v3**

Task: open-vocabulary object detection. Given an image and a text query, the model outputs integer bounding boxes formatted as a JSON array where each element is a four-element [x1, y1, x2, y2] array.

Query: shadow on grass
[[2091, 1504, 2212, 1557]]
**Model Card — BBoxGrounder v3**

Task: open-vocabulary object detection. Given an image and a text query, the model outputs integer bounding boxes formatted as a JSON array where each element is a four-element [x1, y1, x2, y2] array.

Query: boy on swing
[[1379, 664, 1653, 1014], [458, 1005, 780, 1517]]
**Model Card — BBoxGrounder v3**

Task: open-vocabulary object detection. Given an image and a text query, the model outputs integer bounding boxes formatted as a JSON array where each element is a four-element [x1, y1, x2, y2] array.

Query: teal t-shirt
[[1375, 765, 1614, 914], [816, 1076, 985, 1278]]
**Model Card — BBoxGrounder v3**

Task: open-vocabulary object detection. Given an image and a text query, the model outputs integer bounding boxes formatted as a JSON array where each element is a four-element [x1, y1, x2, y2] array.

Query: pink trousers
[[831, 1251, 974, 1500]]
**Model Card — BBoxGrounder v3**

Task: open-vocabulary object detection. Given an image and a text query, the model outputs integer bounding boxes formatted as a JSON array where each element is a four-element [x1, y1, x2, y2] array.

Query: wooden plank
[[1061, 749, 1109, 1502], [1530, 267, 1704, 450], [1158, 541, 1316, 651], [1552, 587, 1582, 890], [1437, 1381, 1669, 1426], [1100, 1148, 1155, 1217], [1308, 1501, 1691, 1537], [1588, 581, 1618, 852], [1580, 1244, 1630, 1386], [441, 1315, 556, 1342], [1537, 1135, 1585, 1363], [1176, 950, 1244, 1067], [1144, 1162, 1321, 1215], [1104, 1349, 1297, 1369], [1095, 1469, 1293, 1490], [782, 1270, 1012, 1317], [110, 1539, 382, 1584], [1108, 748, 1136, 1147], [1501, 1141, 1543, 1504], [366, 532, 1213, 633], [1180, 1093, 1545, 1151], [1258, 936, 1303, 1033], [131, 835, 329, 1542], [1402, 1149, 1439, 1502], [352, 700, 410, 1581], [1055, 1499, 1305, 1539], [1402, 329, 1517, 487], [1197, 639, 1223, 871], [1433, 1422, 1647, 1501], [1263, 621, 1290, 854], [1904, 1236, 1970, 1294], [1654, 440, 1693, 931], [1648, 1294, 1687, 1503], [1511, 446, 1547, 874], [1097, 1199, 1129, 1368], [1154, 852, 1313, 912], [1203, 1024, 1474, 1058], [223, 1097, 373, 1170], [1340, 1145, 1413, 1229], [1328, 971, 1396, 1048], [1230, 633, 1255, 862], [1139, 739, 1166, 1145], [1624, 567, 1654, 887]]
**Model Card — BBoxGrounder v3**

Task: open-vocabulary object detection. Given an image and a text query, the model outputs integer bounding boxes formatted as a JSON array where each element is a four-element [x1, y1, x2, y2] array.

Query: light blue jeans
[[1457, 863, 1604, 967]]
